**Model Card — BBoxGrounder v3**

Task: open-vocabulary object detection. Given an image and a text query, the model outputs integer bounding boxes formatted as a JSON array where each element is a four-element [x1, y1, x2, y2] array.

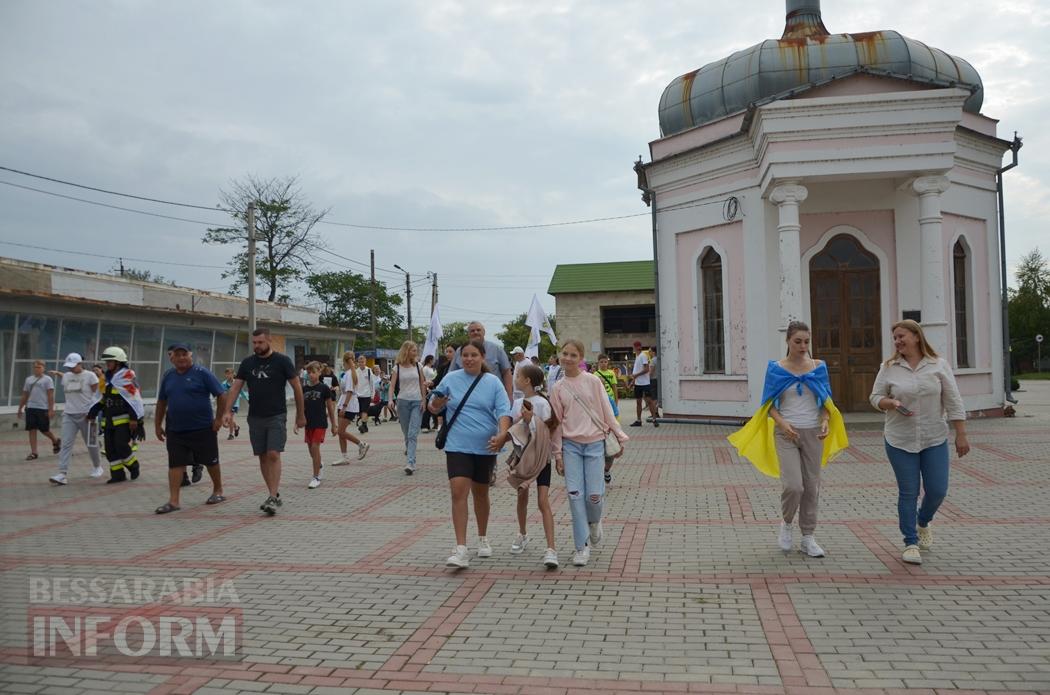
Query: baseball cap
[[167, 341, 192, 353], [632, 340, 642, 348], [510, 346, 525, 355], [63, 353, 83, 368]]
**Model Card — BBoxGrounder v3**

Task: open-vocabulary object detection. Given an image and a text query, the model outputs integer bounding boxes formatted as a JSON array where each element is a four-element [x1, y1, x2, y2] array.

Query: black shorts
[[535, 462, 552, 488], [357, 397, 372, 414], [634, 383, 654, 399], [24, 408, 50, 432], [166, 428, 220, 469], [446, 452, 497, 484]]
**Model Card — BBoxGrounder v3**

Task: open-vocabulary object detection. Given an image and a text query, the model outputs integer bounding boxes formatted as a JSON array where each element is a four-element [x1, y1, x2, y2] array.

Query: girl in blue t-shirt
[[428, 339, 512, 569], [221, 368, 248, 440]]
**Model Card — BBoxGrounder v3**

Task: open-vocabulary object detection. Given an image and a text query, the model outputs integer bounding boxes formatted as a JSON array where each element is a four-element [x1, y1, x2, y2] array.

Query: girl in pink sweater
[[550, 339, 628, 566]]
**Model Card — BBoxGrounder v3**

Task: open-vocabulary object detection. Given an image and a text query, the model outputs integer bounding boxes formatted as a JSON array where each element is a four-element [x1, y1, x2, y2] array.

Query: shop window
[[953, 239, 971, 368], [700, 248, 725, 373]]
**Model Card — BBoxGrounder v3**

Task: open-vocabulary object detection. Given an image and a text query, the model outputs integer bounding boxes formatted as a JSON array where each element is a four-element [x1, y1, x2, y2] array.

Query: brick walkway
[[1, 385, 1049, 695]]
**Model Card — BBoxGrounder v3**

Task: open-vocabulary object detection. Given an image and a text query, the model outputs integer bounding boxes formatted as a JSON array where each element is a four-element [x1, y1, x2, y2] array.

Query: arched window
[[700, 248, 725, 373], [953, 239, 970, 368]]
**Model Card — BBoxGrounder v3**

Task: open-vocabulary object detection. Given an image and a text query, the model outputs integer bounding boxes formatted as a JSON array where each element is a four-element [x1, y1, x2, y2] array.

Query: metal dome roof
[[658, 1, 983, 137]]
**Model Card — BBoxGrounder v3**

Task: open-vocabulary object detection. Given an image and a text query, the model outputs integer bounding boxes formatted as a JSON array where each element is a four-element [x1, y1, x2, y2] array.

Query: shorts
[[446, 451, 497, 484], [166, 428, 219, 469], [304, 427, 326, 444], [535, 461, 552, 488], [24, 408, 50, 432], [357, 397, 371, 414], [634, 383, 654, 399], [247, 414, 287, 455]]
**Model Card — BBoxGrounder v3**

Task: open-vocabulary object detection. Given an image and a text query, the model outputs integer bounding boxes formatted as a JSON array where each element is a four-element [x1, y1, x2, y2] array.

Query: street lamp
[[393, 264, 412, 341]]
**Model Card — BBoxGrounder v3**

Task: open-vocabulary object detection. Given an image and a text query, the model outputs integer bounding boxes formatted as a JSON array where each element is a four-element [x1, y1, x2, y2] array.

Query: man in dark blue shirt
[[154, 342, 227, 514]]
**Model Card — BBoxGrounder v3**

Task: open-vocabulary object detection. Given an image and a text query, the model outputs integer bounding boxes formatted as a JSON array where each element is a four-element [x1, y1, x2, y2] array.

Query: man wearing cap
[[89, 346, 146, 483], [45, 354, 103, 484], [509, 346, 527, 400], [153, 343, 227, 514], [629, 341, 659, 428]]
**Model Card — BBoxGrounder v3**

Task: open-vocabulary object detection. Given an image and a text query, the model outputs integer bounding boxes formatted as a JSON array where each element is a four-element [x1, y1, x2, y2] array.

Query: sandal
[[25, 453, 38, 461], [205, 494, 226, 505], [52, 440, 62, 454], [155, 503, 180, 514]]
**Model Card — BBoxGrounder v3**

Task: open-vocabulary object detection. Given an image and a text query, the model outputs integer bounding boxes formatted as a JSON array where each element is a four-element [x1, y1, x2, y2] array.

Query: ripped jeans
[[562, 439, 606, 551]]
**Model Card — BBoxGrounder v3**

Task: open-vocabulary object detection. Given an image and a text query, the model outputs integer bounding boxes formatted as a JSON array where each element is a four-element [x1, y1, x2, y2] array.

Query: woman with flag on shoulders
[[728, 321, 848, 557]]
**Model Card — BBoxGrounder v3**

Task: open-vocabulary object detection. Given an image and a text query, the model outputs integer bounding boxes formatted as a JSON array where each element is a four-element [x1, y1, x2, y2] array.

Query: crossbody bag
[[434, 373, 484, 450], [563, 381, 624, 458]]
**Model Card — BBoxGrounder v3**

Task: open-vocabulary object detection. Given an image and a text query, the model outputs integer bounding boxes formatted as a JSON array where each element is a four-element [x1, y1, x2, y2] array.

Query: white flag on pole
[[422, 305, 443, 360], [524, 294, 557, 359]]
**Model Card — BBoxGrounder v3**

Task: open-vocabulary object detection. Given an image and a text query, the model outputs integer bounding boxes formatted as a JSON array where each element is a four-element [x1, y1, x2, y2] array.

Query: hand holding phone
[[895, 404, 914, 416]]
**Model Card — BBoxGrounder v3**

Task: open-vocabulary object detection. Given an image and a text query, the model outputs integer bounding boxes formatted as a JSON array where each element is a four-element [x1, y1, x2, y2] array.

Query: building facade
[[0, 257, 365, 411], [637, 1, 1016, 418], [548, 261, 655, 364]]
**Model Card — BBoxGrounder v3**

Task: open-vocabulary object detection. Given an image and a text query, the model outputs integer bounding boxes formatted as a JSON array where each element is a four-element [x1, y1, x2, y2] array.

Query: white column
[[912, 175, 951, 356], [770, 182, 809, 332]]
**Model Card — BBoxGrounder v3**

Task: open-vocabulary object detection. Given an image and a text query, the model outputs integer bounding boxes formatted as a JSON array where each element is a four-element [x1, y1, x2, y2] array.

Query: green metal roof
[[548, 261, 654, 295]]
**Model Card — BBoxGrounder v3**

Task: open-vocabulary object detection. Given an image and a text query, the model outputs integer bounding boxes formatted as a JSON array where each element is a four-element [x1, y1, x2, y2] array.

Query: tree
[[1008, 248, 1050, 372], [203, 175, 328, 302], [111, 264, 174, 285], [496, 313, 559, 364], [438, 322, 472, 350], [305, 270, 403, 329]]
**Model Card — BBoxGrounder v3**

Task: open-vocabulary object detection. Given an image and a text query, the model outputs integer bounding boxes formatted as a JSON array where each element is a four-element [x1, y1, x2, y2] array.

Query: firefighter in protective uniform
[[88, 347, 145, 483]]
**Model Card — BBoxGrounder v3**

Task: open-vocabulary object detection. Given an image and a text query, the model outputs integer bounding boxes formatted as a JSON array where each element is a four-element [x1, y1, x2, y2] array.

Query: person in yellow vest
[[728, 321, 848, 557]]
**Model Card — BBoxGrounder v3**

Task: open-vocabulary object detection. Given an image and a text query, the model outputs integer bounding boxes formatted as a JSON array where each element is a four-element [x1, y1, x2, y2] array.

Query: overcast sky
[[1, 0, 1046, 332]]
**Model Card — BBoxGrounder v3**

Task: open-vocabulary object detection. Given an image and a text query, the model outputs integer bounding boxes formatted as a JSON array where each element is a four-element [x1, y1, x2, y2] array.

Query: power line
[[0, 163, 732, 234], [0, 165, 223, 211], [0, 180, 228, 226], [0, 240, 229, 269]]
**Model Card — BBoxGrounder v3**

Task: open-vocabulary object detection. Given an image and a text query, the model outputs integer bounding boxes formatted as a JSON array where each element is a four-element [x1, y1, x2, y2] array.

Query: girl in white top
[[354, 355, 375, 432], [389, 341, 428, 475], [333, 351, 369, 464], [506, 363, 560, 568], [870, 319, 969, 565]]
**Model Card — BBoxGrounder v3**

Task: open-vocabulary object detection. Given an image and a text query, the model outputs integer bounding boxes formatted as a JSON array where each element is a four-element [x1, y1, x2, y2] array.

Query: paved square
[[1, 383, 1049, 694]]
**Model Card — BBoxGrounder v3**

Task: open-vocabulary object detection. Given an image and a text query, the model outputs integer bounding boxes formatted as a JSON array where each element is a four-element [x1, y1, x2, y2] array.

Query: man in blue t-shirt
[[154, 342, 227, 514]]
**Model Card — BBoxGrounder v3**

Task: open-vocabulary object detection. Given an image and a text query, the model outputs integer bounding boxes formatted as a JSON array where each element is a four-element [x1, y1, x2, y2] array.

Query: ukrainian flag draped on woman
[[728, 360, 849, 478]]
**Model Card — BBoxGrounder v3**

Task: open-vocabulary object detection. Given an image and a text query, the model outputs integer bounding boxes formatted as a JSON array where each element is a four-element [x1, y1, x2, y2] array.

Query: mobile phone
[[895, 405, 913, 416]]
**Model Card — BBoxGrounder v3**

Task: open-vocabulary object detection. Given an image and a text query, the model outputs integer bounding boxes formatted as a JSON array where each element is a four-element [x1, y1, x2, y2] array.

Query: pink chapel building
[[634, 0, 1022, 419]]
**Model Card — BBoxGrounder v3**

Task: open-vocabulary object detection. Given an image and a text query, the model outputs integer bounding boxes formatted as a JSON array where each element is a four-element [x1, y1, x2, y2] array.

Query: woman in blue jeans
[[390, 341, 428, 475], [870, 319, 969, 565], [550, 339, 628, 567]]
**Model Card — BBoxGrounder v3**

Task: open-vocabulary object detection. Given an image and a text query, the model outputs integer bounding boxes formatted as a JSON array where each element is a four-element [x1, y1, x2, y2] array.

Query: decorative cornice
[[770, 183, 809, 205]]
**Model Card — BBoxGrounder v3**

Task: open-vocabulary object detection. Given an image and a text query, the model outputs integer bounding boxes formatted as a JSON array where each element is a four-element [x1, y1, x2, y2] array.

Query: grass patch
[[1016, 372, 1050, 380]]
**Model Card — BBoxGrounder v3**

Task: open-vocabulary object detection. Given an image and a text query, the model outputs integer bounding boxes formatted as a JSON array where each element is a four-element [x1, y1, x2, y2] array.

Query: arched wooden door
[[809, 234, 881, 412]]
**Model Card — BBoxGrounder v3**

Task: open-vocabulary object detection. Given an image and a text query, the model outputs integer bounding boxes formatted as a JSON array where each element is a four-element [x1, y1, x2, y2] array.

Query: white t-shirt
[[61, 370, 99, 414], [394, 363, 423, 401], [511, 395, 552, 434], [23, 374, 54, 410], [336, 370, 358, 413], [355, 367, 374, 398], [632, 352, 651, 386]]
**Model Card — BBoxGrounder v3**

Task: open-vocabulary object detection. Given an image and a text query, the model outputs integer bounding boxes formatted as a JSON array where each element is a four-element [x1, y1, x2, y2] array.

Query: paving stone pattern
[[1, 398, 1049, 695]]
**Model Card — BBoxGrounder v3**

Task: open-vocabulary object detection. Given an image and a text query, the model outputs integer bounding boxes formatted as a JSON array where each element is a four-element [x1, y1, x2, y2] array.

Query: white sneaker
[[917, 524, 933, 550], [572, 546, 590, 566], [902, 544, 922, 564], [543, 548, 559, 568], [90, 466, 105, 478], [357, 442, 370, 460], [800, 535, 826, 558], [446, 545, 469, 569], [49, 473, 68, 485], [403, 464, 415, 476], [331, 456, 350, 466], [477, 537, 493, 558], [588, 520, 604, 547], [308, 476, 322, 489], [510, 534, 529, 555], [777, 522, 793, 551]]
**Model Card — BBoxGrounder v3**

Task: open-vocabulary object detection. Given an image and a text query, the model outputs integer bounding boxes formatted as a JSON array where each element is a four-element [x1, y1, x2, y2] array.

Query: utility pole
[[394, 264, 411, 341], [246, 203, 257, 334], [430, 272, 438, 315], [370, 250, 377, 356]]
